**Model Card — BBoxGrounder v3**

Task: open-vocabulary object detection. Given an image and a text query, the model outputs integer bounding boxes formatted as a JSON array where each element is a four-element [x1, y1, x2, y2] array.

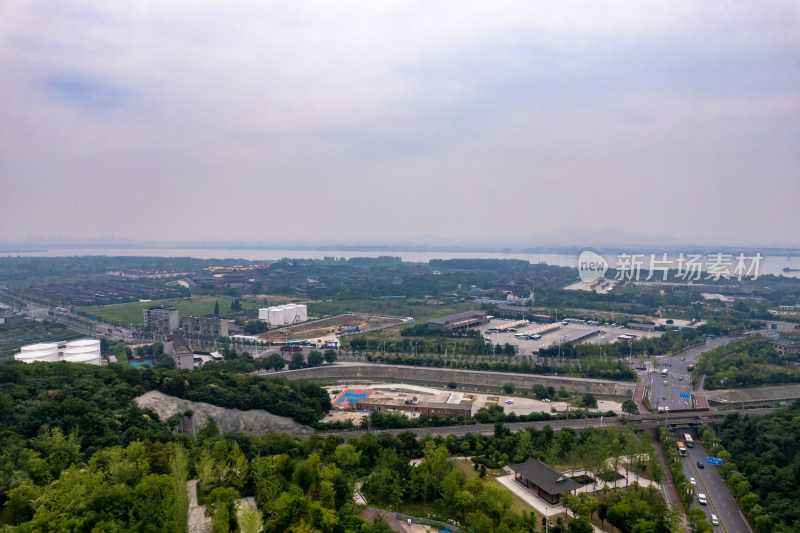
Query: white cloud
[[0, 0, 798, 245]]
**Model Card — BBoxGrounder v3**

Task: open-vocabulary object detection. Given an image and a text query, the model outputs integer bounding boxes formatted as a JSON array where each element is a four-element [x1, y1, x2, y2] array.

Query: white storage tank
[[15, 348, 59, 363], [281, 304, 295, 324], [16, 343, 59, 363], [258, 308, 270, 321], [268, 306, 285, 326], [283, 304, 307, 324], [20, 342, 59, 354], [65, 338, 100, 350], [62, 351, 101, 365], [63, 339, 101, 365]]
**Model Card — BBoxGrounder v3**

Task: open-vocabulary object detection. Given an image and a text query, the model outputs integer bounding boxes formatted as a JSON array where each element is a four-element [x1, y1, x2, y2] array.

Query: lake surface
[[3, 247, 799, 278]]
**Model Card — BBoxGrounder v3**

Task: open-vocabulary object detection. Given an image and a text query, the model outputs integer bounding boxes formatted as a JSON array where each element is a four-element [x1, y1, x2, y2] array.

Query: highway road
[[646, 337, 731, 412], [7, 292, 143, 342], [679, 428, 752, 533], [318, 407, 774, 439]]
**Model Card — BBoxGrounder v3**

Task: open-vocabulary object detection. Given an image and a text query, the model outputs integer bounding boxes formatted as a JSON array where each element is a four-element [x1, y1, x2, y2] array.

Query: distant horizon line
[[1, 241, 799, 255]]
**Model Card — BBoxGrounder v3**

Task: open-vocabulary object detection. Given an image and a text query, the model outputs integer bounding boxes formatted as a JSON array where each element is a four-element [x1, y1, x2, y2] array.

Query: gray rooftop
[[428, 310, 487, 326], [554, 328, 601, 344], [510, 458, 582, 494]]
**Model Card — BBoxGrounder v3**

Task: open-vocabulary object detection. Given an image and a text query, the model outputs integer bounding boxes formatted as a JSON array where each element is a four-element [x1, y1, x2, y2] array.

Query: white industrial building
[[258, 304, 308, 326], [14, 339, 102, 365]]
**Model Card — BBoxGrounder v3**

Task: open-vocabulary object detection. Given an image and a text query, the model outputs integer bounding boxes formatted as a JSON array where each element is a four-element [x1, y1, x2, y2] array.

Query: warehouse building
[[427, 310, 488, 331], [626, 322, 656, 332]]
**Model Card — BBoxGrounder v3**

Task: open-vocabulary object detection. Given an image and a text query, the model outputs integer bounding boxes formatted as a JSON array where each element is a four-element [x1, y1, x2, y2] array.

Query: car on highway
[[698, 493, 707, 505], [710, 514, 719, 526], [697, 461, 704, 469], [690, 477, 696, 486]]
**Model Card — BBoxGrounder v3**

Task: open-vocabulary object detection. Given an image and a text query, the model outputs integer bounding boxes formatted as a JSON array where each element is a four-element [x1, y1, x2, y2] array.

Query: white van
[[710, 514, 719, 526]]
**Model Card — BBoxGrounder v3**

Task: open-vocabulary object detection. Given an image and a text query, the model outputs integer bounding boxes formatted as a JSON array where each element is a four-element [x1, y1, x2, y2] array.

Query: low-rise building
[[773, 338, 800, 355], [356, 397, 473, 418], [509, 458, 582, 504], [427, 310, 488, 331], [627, 322, 656, 332], [180, 315, 229, 337], [0, 314, 24, 325], [164, 334, 194, 370]]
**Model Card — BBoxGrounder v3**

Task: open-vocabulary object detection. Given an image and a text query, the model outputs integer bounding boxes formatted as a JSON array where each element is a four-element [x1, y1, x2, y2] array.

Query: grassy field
[[308, 299, 477, 321], [451, 459, 539, 517], [85, 296, 481, 329], [83, 296, 262, 327]]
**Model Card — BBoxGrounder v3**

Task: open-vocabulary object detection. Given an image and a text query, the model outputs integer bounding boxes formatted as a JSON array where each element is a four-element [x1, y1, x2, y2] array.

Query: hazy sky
[[1, 1, 798, 247]]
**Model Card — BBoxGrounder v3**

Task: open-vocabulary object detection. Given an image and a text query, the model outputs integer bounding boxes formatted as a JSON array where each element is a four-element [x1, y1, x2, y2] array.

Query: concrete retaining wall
[[705, 384, 800, 405], [275, 363, 635, 397]]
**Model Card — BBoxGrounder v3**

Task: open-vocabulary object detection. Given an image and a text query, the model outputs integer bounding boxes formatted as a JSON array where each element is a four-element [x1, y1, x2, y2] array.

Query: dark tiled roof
[[510, 458, 581, 494]]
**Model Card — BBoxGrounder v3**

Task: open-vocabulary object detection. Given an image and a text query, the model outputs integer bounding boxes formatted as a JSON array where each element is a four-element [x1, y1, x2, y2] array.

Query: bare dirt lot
[[259, 313, 408, 343]]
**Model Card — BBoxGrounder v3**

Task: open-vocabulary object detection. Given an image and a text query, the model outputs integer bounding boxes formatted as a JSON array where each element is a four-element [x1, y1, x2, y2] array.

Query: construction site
[[258, 312, 412, 345]]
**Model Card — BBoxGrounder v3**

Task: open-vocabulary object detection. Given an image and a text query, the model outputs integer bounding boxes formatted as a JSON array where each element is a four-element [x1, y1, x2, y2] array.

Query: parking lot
[[479, 318, 662, 356]]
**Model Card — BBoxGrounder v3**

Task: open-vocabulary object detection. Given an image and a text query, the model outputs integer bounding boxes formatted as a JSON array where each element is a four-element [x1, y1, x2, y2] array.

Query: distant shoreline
[[2, 246, 799, 279], [1, 242, 799, 255]]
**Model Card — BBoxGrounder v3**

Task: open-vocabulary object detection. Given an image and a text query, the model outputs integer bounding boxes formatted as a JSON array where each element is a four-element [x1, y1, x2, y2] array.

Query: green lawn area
[[308, 299, 477, 322], [451, 459, 540, 518], [83, 296, 262, 327]]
